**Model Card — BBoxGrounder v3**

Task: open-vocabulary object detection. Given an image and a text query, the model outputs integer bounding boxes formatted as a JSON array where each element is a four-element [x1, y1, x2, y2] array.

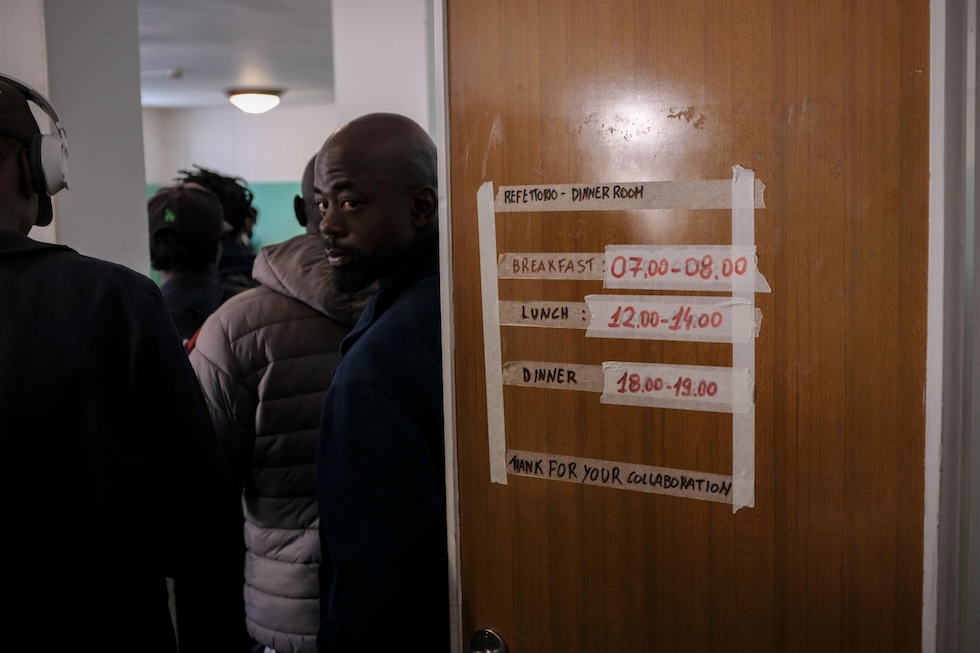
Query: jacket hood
[[252, 234, 375, 327]]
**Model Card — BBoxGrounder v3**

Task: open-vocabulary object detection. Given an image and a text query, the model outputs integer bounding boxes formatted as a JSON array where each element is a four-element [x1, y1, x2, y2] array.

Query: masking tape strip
[[502, 361, 605, 392], [505, 449, 734, 504], [498, 252, 604, 279], [493, 179, 766, 212], [731, 165, 757, 512], [496, 247, 771, 292], [584, 295, 761, 343], [502, 359, 753, 415], [601, 361, 754, 414], [603, 245, 771, 292], [499, 301, 591, 329], [478, 182, 508, 484]]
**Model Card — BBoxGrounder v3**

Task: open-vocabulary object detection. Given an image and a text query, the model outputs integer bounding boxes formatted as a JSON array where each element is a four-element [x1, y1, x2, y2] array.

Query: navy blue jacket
[[0, 230, 246, 652], [316, 228, 447, 651], [159, 269, 250, 343]]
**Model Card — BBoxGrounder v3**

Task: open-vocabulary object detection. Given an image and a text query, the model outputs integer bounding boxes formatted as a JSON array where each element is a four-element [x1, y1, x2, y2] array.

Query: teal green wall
[[145, 181, 305, 282], [249, 182, 306, 250]]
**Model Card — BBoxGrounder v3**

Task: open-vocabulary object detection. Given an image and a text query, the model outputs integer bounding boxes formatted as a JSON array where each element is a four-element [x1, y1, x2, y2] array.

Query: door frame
[[432, 0, 463, 651], [926, 0, 976, 651]]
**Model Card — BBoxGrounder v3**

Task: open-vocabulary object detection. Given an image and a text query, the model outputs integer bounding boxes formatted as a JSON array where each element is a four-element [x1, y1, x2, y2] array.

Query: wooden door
[[446, 1, 928, 651]]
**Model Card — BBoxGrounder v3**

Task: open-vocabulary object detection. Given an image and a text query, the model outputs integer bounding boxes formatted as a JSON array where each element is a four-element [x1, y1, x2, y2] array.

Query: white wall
[[332, 0, 434, 134], [0, 0, 48, 81], [0, 0, 55, 243], [143, 101, 338, 184], [141, 0, 436, 184], [43, 0, 149, 273]]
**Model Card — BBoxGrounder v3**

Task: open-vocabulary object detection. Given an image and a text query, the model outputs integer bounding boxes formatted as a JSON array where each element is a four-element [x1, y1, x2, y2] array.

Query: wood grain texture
[[448, 0, 927, 650]]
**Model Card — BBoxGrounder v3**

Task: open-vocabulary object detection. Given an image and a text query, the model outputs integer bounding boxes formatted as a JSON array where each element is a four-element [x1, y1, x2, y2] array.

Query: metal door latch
[[468, 627, 508, 653]]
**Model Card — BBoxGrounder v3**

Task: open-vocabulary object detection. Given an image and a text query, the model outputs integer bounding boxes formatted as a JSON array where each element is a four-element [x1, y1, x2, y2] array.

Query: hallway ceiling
[[138, 0, 334, 108]]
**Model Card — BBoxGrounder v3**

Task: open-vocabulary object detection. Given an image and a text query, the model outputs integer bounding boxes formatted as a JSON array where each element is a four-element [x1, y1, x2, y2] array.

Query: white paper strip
[[493, 179, 766, 212], [731, 165, 757, 511], [501, 361, 604, 392], [600, 362, 754, 414], [584, 294, 761, 343], [477, 182, 508, 484], [506, 450, 734, 504], [498, 301, 590, 329], [497, 253, 603, 279], [603, 245, 771, 292]]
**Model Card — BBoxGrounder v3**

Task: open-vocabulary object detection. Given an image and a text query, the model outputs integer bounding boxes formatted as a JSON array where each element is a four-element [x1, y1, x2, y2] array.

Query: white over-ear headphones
[[0, 73, 70, 198]]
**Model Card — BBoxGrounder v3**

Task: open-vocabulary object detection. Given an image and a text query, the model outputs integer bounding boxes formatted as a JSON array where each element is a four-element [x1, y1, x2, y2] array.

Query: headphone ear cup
[[39, 133, 68, 195], [25, 132, 69, 197], [27, 132, 47, 196]]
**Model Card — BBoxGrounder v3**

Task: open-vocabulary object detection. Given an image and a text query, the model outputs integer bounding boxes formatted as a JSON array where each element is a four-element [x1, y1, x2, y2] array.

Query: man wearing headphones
[[0, 76, 248, 651]]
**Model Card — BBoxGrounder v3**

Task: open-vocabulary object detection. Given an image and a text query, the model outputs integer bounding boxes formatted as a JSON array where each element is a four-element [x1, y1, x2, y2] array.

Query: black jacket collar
[[370, 226, 439, 319], [340, 227, 439, 356], [0, 229, 71, 257]]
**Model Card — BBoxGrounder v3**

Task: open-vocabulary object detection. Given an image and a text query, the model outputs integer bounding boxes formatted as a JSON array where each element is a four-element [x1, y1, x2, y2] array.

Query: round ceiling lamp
[[227, 89, 283, 114]]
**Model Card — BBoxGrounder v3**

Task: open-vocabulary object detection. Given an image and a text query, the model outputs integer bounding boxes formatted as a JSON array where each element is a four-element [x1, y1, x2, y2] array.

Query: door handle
[[468, 628, 508, 653]]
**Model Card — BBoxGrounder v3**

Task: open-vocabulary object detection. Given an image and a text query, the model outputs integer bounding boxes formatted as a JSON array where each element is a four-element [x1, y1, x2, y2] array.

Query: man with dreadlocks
[[177, 164, 259, 287]]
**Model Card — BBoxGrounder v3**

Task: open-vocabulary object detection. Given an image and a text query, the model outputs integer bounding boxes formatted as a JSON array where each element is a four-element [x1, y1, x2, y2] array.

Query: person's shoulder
[[402, 269, 440, 295], [199, 282, 330, 345], [193, 284, 265, 339], [85, 256, 165, 304], [343, 282, 440, 378], [192, 280, 352, 381], [26, 245, 160, 296], [8, 247, 172, 337], [375, 273, 441, 330], [221, 279, 255, 301]]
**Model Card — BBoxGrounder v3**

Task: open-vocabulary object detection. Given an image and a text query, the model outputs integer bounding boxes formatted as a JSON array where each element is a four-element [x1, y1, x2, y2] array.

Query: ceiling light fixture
[[227, 89, 283, 114]]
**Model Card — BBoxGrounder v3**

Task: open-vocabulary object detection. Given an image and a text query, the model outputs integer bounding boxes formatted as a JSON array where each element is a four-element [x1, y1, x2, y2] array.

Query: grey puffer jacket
[[189, 234, 374, 652]]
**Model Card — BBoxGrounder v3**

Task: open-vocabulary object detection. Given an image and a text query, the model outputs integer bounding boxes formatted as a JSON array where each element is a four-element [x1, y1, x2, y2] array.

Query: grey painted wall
[[44, 0, 149, 273]]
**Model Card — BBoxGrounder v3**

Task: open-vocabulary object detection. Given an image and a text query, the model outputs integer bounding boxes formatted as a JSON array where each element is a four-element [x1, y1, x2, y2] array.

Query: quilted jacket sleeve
[[188, 309, 258, 491]]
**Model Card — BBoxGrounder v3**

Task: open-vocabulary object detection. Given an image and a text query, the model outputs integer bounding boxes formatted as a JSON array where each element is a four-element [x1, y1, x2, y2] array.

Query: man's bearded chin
[[330, 251, 379, 293]]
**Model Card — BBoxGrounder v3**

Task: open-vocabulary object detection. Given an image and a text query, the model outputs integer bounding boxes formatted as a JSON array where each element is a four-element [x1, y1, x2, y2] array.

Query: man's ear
[[411, 187, 438, 229], [293, 194, 307, 227]]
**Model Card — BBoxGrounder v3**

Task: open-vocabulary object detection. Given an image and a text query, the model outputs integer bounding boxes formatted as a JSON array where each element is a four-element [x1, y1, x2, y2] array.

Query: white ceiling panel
[[138, 0, 334, 107]]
